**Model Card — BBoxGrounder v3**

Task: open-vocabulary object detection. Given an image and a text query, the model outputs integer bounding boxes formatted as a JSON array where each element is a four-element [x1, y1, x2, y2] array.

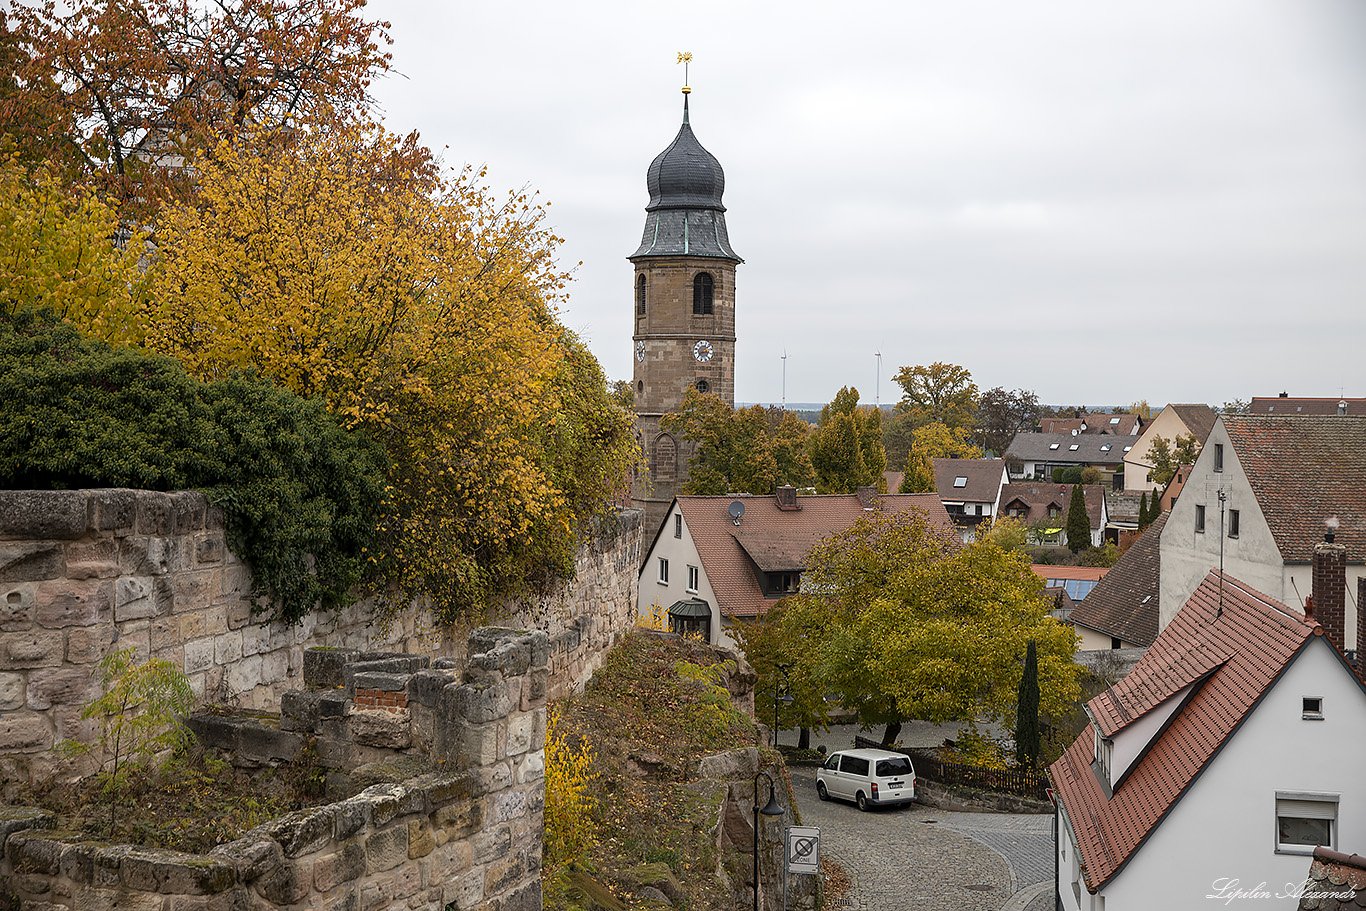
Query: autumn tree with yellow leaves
[[146, 123, 637, 622]]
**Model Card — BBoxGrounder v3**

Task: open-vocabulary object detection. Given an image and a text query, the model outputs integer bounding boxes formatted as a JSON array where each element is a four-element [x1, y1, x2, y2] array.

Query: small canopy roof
[[668, 597, 711, 618]]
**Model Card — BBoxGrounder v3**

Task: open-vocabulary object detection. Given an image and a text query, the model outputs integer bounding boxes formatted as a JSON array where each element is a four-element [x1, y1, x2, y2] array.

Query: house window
[[1195, 505, 1206, 533], [766, 572, 800, 595], [1303, 697, 1324, 719], [954, 476, 967, 488], [696, 379, 710, 393], [1049, 506, 1060, 519], [1214, 443, 1224, 472], [1228, 509, 1240, 538], [1276, 794, 1337, 854], [674, 514, 682, 538], [1111, 636, 1122, 650], [636, 274, 646, 316], [658, 558, 669, 584], [692, 273, 714, 315], [686, 565, 699, 593]]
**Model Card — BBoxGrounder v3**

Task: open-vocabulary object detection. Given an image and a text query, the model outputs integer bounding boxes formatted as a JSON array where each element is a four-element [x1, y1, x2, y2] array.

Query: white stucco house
[[1051, 563, 1366, 910], [1159, 414, 1366, 639], [1122, 403, 1218, 493], [637, 488, 956, 649]]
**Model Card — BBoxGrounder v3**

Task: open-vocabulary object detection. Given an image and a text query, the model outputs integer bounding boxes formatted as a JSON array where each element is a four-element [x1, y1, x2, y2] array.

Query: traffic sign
[[786, 826, 820, 874]]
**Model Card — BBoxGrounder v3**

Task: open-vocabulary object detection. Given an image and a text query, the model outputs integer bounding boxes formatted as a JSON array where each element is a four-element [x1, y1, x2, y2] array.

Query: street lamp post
[[752, 771, 785, 911], [771, 663, 793, 748]]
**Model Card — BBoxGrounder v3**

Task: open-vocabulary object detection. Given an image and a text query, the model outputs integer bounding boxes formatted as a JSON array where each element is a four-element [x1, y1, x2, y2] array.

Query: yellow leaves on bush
[[146, 122, 637, 620], [0, 156, 147, 345], [543, 704, 596, 867]]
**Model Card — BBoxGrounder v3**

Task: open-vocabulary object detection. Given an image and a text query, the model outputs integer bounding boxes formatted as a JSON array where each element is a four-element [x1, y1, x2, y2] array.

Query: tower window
[[637, 380, 643, 393], [636, 274, 646, 316], [693, 273, 714, 315], [696, 380, 709, 394]]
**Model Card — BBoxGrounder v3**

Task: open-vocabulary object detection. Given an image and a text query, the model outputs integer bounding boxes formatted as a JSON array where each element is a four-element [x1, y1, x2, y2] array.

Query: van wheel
[[856, 792, 870, 812], [816, 781, 829, 801]]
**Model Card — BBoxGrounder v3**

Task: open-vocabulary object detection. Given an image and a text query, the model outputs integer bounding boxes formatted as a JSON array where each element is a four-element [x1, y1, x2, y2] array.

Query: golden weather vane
[[677, 51, 692, 94]]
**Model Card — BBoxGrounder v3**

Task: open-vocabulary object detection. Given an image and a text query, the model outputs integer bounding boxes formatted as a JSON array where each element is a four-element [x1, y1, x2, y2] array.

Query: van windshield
[[877, 757, 912, 777]]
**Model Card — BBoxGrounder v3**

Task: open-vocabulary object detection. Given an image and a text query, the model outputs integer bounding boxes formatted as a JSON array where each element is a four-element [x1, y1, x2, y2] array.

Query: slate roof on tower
[[631, 95, 741, 261]]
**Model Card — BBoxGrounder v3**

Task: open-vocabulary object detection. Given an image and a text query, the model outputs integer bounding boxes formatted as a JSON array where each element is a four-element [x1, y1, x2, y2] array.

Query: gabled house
[[1159, 414, 1366, 637], [1041, 413, 1143, 436], [932, 457, 1010, 542], [1069, 514, 1166, 651], [1123, 403, 1218, 493], [638, 488, 957, 648], [1052, 551, 1366, 910], [1005, 434, 1138, 488], [1000, 483, 1108, 549], [1250, 396, 1366, 416]]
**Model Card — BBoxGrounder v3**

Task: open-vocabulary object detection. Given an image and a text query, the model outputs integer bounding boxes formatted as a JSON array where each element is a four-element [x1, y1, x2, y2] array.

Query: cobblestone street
[[787, 743, 1055, 911]]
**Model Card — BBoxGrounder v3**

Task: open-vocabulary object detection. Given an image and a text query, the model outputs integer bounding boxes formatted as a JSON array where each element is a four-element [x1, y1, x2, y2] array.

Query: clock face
[[635, 340, 646, 362], [693, 340, 714, 363]]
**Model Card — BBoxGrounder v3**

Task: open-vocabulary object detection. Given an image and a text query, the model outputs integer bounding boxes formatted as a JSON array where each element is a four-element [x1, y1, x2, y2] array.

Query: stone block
[[330, 800, 371, 840], [169, 490, 207, 534], [134, 492, 174, 536], [428, 837, 471, 875], [448, 679, 511, 725], [505, 714, 533, 756], [470, 825, 511, 864], [260, 650, 288, 686], [443, 867, 484, 910], [74, 884, 164, 911], [256, 859, 310, 905], [0, 544, 62, 586], [120, 847, 235, 894], [268, 809, 333, 858], [0, 491, 87, 539], [208, 837, 281, 884], [490, 788, 528, 824], [88, 489, 138, 534], [407, 669, 454, 707], [65, 625, 115, 664], [218, 565, 251, 605], [173, 570, 218, 614], [178, 611, 206, 640], [35, 579, 113, 628], [0, 584, 35, 631], [0, 807, 55, 852], [407, 819, 435, 859], [516, 750, 545, 785], [184, 638, 215, 674], [65, 538, 119, 580], [115, 576, 158, 621], [240, 623, 270, 658], [0, 712, 51, 752], [502, 880, 542, 911], [395, 861, 423, 898], [215, 631, 244, 665], [364, 824, 408, 874], [8, 833, 62, 874], [432, 801, 481, 843], [224, 655, 263, 696], [26, 666, 93, 710], [525, 667, 549, 708], [476, 761, 512, 796], [195, 535, 225, 566], [359, 785, 404, 827], [238, 723, 302, 762], [304, 648, 358, 689], [349, 709, 412, 749], [225, 602, 252, 631], [484, 851, 526, 895], [360, 877, 392, 911], [119, 537, 174, 576], [149, 615, 182, 654], [0, 672, 24, 710], [352, 671, 408, 692], [313, 840, 365, 892]]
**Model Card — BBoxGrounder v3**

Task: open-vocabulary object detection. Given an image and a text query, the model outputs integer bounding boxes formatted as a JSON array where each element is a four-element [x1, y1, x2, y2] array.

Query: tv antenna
[[781, 349, 787, 410], [875, 351, 883, 408]]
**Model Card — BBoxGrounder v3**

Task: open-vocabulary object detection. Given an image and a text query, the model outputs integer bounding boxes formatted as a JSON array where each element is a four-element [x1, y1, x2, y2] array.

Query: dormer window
[[693, 273, 714, 315], [954, 477, 968, 488]]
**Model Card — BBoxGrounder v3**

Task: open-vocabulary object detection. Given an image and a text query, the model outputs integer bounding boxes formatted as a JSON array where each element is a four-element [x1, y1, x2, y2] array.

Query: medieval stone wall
[[0, 489, 642, 788], [0, 629, 549, 911]]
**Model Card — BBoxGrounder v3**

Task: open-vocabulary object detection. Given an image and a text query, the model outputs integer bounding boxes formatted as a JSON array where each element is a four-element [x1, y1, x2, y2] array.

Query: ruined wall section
[[0, 629, 549, 911], [0, 489, 641, 786]]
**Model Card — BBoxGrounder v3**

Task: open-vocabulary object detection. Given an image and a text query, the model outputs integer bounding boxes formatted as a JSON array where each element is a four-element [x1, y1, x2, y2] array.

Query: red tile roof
[[1068, 513, 1167, 647], [1050, 571, 1321, 892], [1164, 403, 1218, 443], [1250, 397, 1366, 416], [674, 493, 957, 618], [1221, 415, 1366, 563]]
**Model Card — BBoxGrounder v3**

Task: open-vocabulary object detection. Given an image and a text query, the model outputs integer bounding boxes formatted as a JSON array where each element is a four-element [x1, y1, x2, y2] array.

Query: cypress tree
[[1065, 484, 1090, 553], [1138, 492, 1150, 530], [1016, 640, 1041, 770]]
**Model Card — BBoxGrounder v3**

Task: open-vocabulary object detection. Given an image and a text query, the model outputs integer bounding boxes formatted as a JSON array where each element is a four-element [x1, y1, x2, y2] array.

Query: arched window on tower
[[692, 273, 714, 315], [636, 274, 646, 316], [651, 433, 678, 483]]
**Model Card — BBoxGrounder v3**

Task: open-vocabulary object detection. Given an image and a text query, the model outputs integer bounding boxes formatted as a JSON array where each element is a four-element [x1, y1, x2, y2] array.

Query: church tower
[[630, 83, 742, 537]]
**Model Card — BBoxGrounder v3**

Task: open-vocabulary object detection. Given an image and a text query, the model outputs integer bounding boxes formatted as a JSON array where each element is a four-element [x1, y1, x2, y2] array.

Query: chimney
[[1339, 401, 1348, 416], [856, 486, 879, 508], [1312, 536, 1348, 653], [1304, 594, 1315, 623], [775, 486, 800, 511]]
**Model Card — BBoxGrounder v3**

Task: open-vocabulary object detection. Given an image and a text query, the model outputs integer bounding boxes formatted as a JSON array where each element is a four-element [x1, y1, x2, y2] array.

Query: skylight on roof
[[954, 477, 967, 488], [1110, 417, 1121, 424], [1124, 446, 1132, 452], [1100, 444, 1111, 451], [1049, 443, 1060, 450], [1069, 444, 1079, 451]]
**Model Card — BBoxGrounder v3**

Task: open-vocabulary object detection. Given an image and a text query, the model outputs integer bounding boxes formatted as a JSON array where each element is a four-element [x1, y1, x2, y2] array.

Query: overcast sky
[[366, 0, 1366, 409]]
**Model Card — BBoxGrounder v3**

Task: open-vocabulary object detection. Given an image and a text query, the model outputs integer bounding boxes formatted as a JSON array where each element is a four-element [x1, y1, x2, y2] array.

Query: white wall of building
[[1124, 407, 1192, 493], [637, 504, 723, 646], [1086, 638, 1366, 909]]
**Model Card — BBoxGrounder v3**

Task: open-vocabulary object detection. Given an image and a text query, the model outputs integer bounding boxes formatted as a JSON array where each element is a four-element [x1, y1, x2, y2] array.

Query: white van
[[816, 748, 917, 811]]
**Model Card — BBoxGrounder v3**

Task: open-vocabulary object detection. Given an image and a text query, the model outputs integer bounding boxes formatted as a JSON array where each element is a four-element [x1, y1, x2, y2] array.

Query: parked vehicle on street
[[816, 748, 917, 811]]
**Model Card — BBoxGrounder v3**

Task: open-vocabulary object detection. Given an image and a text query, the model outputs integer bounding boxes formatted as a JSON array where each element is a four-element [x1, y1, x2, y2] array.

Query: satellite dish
[[728, 500, 746, 525]]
